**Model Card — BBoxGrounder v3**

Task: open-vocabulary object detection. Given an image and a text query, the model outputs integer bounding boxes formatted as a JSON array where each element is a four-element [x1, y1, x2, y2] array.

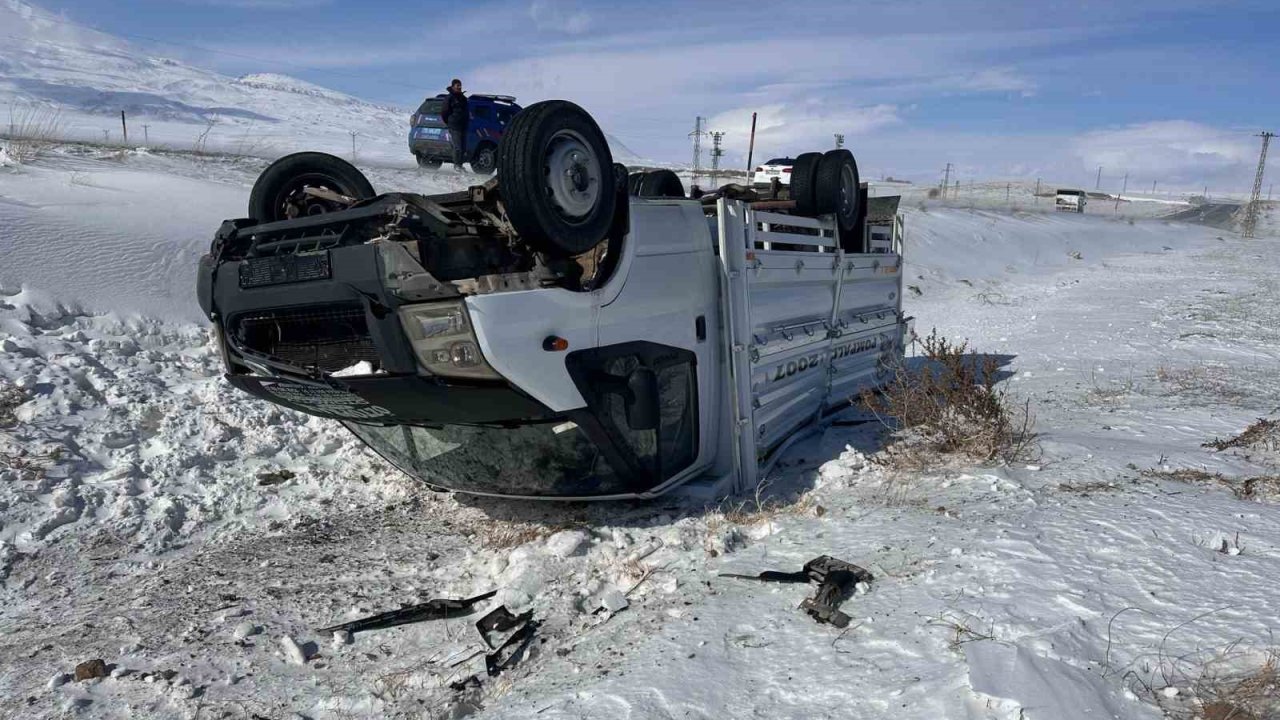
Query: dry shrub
[[0, 382, 28, 428], [1154, 363, 1243, 401], [1204, 418, 1280, 452], [1142, 648, 1279, 720], [862, 329, 1035, 466], [479, 520, 574, 550], [1141, 467, 1280, 502], [4, 105, 65, 164], [926, 187, 941, 199]]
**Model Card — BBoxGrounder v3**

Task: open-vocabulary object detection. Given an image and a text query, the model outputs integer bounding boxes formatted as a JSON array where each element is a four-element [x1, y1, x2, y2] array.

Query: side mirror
[[625, 368, 659, 431]]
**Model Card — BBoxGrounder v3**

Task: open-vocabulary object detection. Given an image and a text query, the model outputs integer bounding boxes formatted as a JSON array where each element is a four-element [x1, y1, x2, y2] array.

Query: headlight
[[399, 301, 502, 380]]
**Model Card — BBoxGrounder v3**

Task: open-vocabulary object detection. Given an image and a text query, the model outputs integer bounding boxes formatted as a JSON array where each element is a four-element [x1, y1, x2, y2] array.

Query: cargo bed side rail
[[716, 198, 907, 495]]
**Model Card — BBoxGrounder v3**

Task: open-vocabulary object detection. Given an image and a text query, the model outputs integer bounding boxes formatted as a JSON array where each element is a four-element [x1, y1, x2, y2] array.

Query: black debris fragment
[[317, 590, 496, 635], [721, 555, 873, 628], [485, 620, 537, 677], [255, 469, 295, 486], [475, 605, 534, 650]]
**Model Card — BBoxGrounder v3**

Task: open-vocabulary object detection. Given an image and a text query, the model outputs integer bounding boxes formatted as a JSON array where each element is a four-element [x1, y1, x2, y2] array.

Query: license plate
[[767, 170, 780, 175], [239, 251, 331, 288], [420, 128, 444, 138], [258, 381, 391, 421]]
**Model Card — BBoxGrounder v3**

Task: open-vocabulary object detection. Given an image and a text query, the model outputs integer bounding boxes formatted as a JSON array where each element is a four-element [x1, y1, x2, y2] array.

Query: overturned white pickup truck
[[196, 101, 909, 499]]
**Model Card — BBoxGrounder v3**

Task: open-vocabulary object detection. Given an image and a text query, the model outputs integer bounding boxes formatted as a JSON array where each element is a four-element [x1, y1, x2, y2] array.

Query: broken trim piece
[[316, 589, 496, 635]]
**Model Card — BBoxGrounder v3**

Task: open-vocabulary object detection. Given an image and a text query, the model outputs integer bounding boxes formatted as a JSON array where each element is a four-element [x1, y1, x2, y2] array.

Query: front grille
[[231, 303, 380, 373]]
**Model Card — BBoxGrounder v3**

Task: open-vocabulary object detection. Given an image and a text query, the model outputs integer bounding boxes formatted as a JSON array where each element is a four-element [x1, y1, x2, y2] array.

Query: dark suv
[[408, 93, 521, 173]]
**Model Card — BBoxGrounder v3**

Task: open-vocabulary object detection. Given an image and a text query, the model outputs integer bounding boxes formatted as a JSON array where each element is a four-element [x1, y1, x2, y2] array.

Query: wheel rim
[[274, 172, 351, 220], [475, 148, 495, 172], [838, 163, 856, 218], [543, 129, 600, 221]]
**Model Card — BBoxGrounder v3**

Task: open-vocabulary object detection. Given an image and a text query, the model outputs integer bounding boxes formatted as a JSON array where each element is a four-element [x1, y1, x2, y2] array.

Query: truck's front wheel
[[497, 100, 617, 257]]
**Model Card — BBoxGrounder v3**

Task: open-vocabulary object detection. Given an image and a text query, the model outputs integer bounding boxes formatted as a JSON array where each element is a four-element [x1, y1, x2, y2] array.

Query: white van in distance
[[1055, 189, 1087, 213]]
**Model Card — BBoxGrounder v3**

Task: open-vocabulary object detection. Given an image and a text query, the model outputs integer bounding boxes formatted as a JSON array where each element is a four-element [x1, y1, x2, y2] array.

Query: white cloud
[[528, 0, 590, 34], [178, 0, 333, 7], [707, 103, 901, 160], [1070, 121, 1258, 187], [941, 67, 1037, 96]]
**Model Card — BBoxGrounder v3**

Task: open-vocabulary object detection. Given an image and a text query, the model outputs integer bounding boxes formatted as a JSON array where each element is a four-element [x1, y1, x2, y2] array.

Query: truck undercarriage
[[197, 101, 907, 499]]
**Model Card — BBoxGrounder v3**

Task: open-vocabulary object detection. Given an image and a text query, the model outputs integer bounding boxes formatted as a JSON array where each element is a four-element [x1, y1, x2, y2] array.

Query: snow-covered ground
[[3, 142, 1279, 719]]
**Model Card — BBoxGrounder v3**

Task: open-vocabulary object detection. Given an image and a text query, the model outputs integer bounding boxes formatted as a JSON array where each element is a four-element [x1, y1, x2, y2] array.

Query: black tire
[[817, 149, 861, 229], [638, 169, 685, 198], [249, 152, 375, 223], [627, 171, 645, 196], [612, 163, 629, 192], [471, 143, 497, 174], [496, 100, 617, 257], [416, 154, 442, 170], [790, 152, 822, 216]]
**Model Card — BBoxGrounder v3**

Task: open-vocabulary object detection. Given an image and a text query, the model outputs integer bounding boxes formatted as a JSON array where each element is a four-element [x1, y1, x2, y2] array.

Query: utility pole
[[120, 111, 128, 144], [1096, 165, 1102, 190], [941, 162, 952, 198], [1151, 180, 1157, 194], [101, 129, 110, 144], [1034, 178, 1041, 203], [709, 131, 725, 186], [142, 124, 150, 146], [349, 131, 358, 163], [1006, 183, 1011, 204], [1114, 172, 1128, 212], [1242, 131, 1274, 239], [689, 116, 706, 187], [834, 133, 844, 149]]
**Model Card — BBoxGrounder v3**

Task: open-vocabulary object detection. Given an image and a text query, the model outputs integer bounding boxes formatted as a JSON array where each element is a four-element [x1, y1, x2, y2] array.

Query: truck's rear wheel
[[790, 152, 823, 216], [249, 152, 375, 223], [497, 100, 617, 257], [817, 149, 860, 230], [638, 169, 685, 198]]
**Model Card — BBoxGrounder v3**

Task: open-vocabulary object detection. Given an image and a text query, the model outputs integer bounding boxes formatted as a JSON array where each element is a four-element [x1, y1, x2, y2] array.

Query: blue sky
[[26, 0, 1280, 189]]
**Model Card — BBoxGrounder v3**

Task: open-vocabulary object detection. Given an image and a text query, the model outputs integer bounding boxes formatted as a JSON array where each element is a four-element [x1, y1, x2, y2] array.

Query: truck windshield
[[342, 421, 632, 497]]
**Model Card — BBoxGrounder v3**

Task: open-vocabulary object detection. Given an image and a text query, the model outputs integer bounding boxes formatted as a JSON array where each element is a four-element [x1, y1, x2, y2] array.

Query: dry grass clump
[[1204, 418, 1280, 452], [1141, 648, 1279, 720], [1153, 363, 1243, 401], [3, 105, 65, 164], [1140, 467, 1280, 502], [479, 520, 575, 550], [861, 329, 1036, 467], [0, 382, 28, 428]]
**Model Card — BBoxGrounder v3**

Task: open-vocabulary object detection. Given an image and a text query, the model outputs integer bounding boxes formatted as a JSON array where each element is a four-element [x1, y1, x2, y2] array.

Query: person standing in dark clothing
[[440, 78, 470, 172]]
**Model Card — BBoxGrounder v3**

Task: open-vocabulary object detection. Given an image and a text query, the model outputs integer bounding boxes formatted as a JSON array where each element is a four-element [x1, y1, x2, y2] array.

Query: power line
[[709, 131, 725, 186], [689, 116, 706, 187], [1242, 131, 1274, 239]]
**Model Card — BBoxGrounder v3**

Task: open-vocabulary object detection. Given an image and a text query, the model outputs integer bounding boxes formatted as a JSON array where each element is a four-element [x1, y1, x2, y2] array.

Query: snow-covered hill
[[0, 0, 646, 166]]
